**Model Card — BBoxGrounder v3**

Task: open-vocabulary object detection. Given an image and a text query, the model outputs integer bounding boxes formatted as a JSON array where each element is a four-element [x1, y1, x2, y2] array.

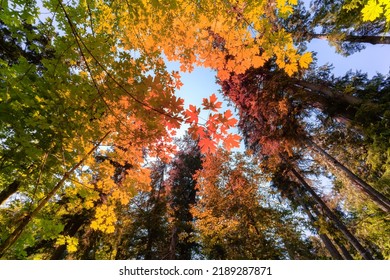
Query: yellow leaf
[[362, 0, 383, 21], [66, 237, 79, 253], [252, 55, 265, 68], [298, 52, 313, 69], [284, 62, 297, 76], [55, 235, 66, 246]]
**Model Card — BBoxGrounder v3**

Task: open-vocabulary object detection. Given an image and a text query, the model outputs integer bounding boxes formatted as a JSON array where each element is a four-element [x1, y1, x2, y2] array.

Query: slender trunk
[[301, 205, 344, 260], [318, 234, 343, 259], [0, 131, 111, 258], [310, 33, 390, 45], [0, 180, 20, 205], [308, 198, 354, 260], [334, 237, 354, 260], [292, 79, 363, 106], [80, 230, 98, 260], [290, 166, 373, 260], [292, 188, 344, 260], [168, 226, 178, 260], [144, 187, 164, 260], [144, 228, 154, 260], [307, 139, 390, 213]]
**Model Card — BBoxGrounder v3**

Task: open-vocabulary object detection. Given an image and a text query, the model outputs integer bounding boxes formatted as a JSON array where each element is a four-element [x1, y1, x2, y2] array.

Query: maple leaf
[[223, 133, 241, 150], [298, 52, 312, 69], [199, 137, 217, 154], [362, 0, 384, 21], [223, 110, 238, 127], [185, 104, 199, 124], [284, 62, 298, 76], [209, 93, 218, 104], [202, 93, 223, 112], [166, 118, 181, 131]]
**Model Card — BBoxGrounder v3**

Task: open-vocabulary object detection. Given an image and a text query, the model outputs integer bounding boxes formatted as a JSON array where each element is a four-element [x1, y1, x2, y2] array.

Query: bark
[[168, 226, 178, 260], [0, 180, 20, 205], [307, 139, 390, 213], [292, 188, 344, 260], [334, 237, 354, 260], [290, 166, 374, 260], [308, 197, 354, 260], [310, 33, 390, 45], [319, 233, 343, 259], [80, 230, 98, 260], [292, 79, 363, 106], [0, 131, 111, 258], [308, 200, 354, 260]]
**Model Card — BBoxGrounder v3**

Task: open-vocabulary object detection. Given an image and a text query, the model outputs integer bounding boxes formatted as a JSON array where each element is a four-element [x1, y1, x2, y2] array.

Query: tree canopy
[[0, 0, 389, 259]]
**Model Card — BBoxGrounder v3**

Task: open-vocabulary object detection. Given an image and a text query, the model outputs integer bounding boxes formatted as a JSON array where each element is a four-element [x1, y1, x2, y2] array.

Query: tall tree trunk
[[304, 195, 353, 260], [168, 226, 178, 260], [0, 180, 20, 205], [0, 131, 111, 258], [290, 166, 374, 260], [333, 237, 354, 260], [307, 196, 354, 260], [80, 230, 99, 260], [292, 79, 363, 106], [310, 33, 390, 45], [306, 139, 390, 213], [307, 199, 354, 260], [292, 188, 344, 260]]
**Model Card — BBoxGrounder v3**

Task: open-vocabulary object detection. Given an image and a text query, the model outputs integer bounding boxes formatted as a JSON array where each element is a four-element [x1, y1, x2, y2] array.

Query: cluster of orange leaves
[[184, 93, 240, 153]]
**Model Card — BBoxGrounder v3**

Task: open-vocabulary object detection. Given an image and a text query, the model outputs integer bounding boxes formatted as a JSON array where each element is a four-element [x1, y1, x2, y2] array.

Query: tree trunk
[[168, 226, 178, 260], [301, 207, 344, 259], [310, 33, 390, 45], [292, 188, 344, 260], [334, 237, 354, 260], [307, 139, 390, 213], [0, 180, 20, 205], [0, 131, 111, 258], [307, 200, 354, 260], [307, 197, 354, 260], [290, 166, 374, 260], [292, 79, 363, 106]]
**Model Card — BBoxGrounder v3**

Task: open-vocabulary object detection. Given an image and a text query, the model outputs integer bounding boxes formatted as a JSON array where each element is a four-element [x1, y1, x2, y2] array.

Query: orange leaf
[[223, 133, 241, 150], [199, 137, 217, 154], [202, 93, 223, 112], [224, 110, 238, 127], [209, 93, 218, 104], [185, 104, 199, 124]]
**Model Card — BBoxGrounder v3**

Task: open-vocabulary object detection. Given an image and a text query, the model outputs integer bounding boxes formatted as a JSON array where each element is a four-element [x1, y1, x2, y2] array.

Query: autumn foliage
[[0, 0, 389, 260]]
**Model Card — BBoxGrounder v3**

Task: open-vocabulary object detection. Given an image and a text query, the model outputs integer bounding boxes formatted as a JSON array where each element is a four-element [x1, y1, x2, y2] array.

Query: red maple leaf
[[223, 110, 238, 127], [202, 93, 223, 112], [185, 105, 199, 124], [199, 137, 217, 154], [223, 133, 241, 150]]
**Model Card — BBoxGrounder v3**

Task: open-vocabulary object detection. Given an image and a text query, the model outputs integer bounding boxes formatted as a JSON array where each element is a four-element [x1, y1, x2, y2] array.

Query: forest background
[[0, 0, 389, 260]]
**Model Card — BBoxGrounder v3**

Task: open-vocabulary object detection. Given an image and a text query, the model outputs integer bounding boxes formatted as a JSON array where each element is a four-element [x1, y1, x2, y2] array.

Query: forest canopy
[[0, 0, 389, 260]]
